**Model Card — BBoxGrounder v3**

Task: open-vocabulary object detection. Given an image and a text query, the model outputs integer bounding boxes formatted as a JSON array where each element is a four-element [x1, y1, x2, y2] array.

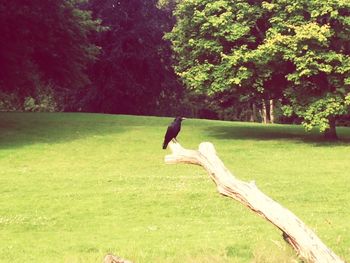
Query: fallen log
[[164, 141, 345, 263]]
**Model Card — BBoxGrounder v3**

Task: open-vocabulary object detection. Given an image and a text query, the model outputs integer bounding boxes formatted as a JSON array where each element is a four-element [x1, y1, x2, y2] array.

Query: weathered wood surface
[[165, 141, 345, 263]]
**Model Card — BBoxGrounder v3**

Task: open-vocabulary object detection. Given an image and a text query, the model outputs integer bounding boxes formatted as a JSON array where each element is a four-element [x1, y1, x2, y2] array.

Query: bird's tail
[[162, 142, 167, 149]]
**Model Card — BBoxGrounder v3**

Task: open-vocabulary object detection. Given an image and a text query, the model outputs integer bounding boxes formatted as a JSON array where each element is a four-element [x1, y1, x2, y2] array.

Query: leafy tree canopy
[[168, 0, 350, 136], [0, 0, 100, 101], [259, 0, 350, 135], [81, 0, 183, 114]]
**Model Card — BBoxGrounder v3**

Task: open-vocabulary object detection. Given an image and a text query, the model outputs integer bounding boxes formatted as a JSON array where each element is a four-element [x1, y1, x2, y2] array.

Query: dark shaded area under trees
[[0, 0, 185, 115], [0, 0, 99, 111], [78, 0, 184, 115]]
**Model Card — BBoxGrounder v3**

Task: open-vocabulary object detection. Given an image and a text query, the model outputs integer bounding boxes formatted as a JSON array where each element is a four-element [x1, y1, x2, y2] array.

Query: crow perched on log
[[162, 117, 186, 149]]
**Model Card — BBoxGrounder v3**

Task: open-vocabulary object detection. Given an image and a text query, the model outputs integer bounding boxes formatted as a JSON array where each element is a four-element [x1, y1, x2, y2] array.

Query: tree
[[80, 0, 183, 115], [165, 141, 345, 263], [166, 0, 280, 122], [0, 0, 100, 108], [257, 0, 350, 139], [168, 0, 350, 138]]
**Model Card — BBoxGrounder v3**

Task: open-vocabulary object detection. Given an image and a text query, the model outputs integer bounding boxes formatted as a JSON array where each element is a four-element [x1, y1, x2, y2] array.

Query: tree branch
[[165, 141, 345, 263]]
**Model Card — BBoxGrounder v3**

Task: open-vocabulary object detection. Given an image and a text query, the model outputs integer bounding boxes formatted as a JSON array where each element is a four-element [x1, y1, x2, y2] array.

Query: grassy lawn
[[0, 112, 349, 263]]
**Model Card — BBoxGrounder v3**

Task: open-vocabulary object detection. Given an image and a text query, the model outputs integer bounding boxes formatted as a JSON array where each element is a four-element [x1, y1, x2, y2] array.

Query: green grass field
[[0, 112, 349, 263]]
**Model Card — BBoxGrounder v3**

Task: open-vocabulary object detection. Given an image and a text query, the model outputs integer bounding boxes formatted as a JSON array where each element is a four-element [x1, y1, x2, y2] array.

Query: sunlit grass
[[0, 112, 349, 262]]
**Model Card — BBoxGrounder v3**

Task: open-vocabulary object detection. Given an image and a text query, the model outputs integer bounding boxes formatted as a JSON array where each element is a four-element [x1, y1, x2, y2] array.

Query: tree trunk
[[250, 103, 258, 122], [164, 141, 345, 263], [269, 99, 274, 124], [261, 99, 271, 124], [324, 117, 338, 140]]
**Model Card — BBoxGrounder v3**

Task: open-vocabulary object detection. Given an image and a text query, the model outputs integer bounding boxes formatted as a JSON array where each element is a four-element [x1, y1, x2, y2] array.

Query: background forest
[[1, 0, 350, 138]]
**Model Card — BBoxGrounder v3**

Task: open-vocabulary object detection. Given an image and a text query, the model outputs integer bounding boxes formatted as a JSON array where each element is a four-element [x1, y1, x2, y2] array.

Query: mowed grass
[[0, 112, 349, 263]]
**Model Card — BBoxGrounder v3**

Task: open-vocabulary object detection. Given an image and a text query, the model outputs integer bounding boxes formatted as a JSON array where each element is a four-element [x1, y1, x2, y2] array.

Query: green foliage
[[168, 0, 350, 134], [167, 0, 261, 95], [1, 85, 61, 112], [80, 0, 183, 114], [23, 85, 59, 112], [0, 92, 21, 111], [0, 0, 100, 102], [299, 94, 349, 132], [263, 0, 350, 132]]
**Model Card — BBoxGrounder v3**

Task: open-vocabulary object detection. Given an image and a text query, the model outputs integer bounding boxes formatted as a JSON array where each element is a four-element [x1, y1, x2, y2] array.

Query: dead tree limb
[[164, 141, 345, 263]]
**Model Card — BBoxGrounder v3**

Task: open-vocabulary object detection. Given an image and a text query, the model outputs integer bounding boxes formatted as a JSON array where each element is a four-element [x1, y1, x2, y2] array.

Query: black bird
[[162, 117, 186, 149]]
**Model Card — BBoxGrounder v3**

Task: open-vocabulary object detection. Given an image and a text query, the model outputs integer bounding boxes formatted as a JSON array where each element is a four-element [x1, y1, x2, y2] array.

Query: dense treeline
[[1, 0, 350, 138], [79, 0, 184, 115], [0, 0, 275, 119], [0, 0, 185, 115], [0, 0, 99, 111]]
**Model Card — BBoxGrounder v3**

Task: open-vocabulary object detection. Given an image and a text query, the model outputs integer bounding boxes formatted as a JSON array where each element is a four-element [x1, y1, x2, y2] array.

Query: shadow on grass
[[206, 124, 350, 146], [0, 112, 128, 149]]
